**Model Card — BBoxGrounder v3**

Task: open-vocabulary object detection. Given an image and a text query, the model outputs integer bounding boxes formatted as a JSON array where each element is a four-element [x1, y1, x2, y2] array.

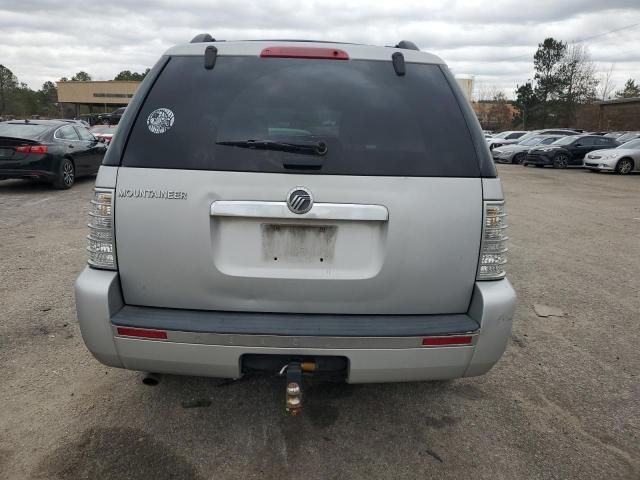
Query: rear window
[[0, 123, 50, 139], [122, 56, 480, 177]]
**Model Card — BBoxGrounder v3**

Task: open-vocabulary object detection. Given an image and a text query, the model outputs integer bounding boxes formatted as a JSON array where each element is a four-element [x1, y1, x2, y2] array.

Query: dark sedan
[[0, 120, 107, 189], [524, 135, 620, 168]]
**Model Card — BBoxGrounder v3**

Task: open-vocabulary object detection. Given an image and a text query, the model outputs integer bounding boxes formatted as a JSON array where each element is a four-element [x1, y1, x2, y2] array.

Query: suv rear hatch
[[113, 48, 484, 314]]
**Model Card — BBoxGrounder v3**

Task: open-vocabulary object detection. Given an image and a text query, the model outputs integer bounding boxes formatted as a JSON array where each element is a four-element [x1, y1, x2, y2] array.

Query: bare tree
[[474, 82, 503, 103], [597, 63, 616, 101], [557, 43, 598, 126]]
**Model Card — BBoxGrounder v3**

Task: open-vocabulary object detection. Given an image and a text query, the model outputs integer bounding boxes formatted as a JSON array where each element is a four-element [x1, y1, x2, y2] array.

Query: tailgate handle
[[210, 201, 388, 221]]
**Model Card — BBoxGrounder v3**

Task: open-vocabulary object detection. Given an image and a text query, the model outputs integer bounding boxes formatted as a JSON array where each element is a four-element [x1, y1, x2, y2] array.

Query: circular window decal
[[147, 108, 175, 134]]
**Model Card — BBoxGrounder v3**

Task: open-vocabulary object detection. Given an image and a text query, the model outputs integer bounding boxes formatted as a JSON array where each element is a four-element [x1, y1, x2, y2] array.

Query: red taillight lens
[[15, 145, 48, 154], [422, 336, 473, 346], [116, 327, 168, 340], [260, 46, 349, 60], [30, 145, 48, 154]]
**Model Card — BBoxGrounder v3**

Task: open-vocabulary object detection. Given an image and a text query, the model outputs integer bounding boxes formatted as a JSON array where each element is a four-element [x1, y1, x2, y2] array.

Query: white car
[[486, 131, 527, 150], [584, 138, 640, 174]]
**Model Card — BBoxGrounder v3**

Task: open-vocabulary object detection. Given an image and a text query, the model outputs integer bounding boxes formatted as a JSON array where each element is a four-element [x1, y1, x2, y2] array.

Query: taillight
[[260, 46, 349, 60], [87, 188, 117, 269], [477, 201, 508, 280], [15, 145, 48, 153]]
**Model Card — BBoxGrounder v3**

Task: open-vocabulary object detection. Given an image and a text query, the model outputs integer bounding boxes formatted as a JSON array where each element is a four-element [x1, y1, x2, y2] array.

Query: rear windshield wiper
[[216, 139, 328, 156]]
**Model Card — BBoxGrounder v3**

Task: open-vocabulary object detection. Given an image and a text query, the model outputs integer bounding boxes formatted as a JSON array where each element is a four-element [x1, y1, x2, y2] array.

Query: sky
[[1, 0, 639, 99]]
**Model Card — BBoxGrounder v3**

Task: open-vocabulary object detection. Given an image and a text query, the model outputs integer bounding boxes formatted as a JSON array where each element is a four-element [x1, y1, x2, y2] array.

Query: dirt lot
[[1, 166, 638, 480]]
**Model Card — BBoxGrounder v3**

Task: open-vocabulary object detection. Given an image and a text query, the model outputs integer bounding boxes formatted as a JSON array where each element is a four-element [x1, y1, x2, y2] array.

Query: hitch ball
[[286, 382, 302, 415]]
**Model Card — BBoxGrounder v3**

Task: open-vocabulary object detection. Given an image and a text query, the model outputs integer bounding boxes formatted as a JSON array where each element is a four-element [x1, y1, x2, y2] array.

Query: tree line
[[0, 65, 149, 117], [512, 37, 639, 129]]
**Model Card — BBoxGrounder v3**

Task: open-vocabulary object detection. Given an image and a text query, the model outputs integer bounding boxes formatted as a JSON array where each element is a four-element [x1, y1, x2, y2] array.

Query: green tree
[[14, 82, 38, 116], [615, 78, 640, 98], [514, 82, 537, 128], [0, 64, 18, 114], [533, 38, 566, 127], [71, 71, 92, 81], [114, 69, 149, 81], [37, 81, 58, 116]]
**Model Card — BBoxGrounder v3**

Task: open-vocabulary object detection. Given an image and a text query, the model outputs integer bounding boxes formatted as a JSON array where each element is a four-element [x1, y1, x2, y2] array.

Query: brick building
[[576, 97, 640, 131]]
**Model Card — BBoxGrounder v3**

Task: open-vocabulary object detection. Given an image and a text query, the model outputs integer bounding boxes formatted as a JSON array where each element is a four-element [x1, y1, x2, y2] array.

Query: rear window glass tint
[[0, 123, 50, 139], [122, 56, 479, 177]]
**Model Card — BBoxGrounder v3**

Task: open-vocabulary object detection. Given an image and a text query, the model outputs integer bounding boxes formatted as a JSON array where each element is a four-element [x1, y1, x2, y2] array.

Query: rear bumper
[[0, 155, 57, 180], [74, 267, 516, 383]]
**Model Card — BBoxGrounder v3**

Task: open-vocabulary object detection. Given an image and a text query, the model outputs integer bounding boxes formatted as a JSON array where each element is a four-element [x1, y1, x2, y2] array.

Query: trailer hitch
[[280, 361, 316, 416]]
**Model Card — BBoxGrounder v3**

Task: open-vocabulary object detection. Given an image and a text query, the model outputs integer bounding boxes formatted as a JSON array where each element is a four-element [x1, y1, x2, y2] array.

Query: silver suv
[[75, 36, 516, 405]]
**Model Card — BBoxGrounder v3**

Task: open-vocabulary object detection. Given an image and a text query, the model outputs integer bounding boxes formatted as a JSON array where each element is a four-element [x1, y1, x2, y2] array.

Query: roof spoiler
[[191, 33, 216, 43], [394, 40, 419, 51]]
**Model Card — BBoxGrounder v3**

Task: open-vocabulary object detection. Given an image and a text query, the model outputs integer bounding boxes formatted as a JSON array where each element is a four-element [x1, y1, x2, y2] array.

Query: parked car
[[584, 138, 640, 174], [91, 125, 118, 145], [612, 131, 640, 144], [74, 37, 516, 404], [489, 129, 579, 150], [492, 135, 563, 164], [604, 131, 627, 139], [97, 107, 126, 126], [0, 119, 106, 188], [516, 129, 580, 143], [76, 114, 102, 127], [486, 130, 527, 150], [55, 118, 91, 129], [524, 135, 619, 168]]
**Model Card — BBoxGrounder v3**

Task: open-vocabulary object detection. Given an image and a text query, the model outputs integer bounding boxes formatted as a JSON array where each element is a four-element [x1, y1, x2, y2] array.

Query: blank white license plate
[[261, 224, 337, 262]]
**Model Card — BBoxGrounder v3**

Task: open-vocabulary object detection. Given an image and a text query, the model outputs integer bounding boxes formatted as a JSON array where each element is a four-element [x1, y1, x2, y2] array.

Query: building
[[455, 76, 474, 102], [57, 80, 141, 116], [576, 97, 640, 131]]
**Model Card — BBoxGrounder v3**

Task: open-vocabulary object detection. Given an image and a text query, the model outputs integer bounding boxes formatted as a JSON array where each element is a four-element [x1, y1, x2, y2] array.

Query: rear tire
[[52, 158, 75, 189], [615, 158, 634, 175]]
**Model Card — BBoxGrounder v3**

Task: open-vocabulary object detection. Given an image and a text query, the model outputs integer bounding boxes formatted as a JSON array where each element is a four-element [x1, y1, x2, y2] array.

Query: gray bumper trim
[[112, 305, 479, 338]]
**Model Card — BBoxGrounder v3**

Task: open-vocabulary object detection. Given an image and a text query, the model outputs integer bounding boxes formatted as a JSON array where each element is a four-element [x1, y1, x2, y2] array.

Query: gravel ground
[[0, 166, 638, 480]]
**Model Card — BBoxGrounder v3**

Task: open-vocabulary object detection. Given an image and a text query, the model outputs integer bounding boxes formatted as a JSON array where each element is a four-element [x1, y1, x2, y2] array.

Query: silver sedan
[[492, 135, 562, 164], [584, 138, 640, 174]]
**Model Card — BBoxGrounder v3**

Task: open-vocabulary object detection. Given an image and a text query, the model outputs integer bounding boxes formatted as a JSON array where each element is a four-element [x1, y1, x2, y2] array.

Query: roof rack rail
[[191, 33, 215, 43], [395, 40, 419, 51]]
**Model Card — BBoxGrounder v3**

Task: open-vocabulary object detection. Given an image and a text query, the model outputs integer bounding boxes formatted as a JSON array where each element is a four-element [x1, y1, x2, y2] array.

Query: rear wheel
[[52, 158, 75, 189], [615, 158, 634, 175], [553, 154, 569, 169]]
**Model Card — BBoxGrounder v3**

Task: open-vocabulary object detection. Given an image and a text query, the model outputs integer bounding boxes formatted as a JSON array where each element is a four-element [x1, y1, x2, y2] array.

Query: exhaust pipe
[[142, 372, 161, 386]]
